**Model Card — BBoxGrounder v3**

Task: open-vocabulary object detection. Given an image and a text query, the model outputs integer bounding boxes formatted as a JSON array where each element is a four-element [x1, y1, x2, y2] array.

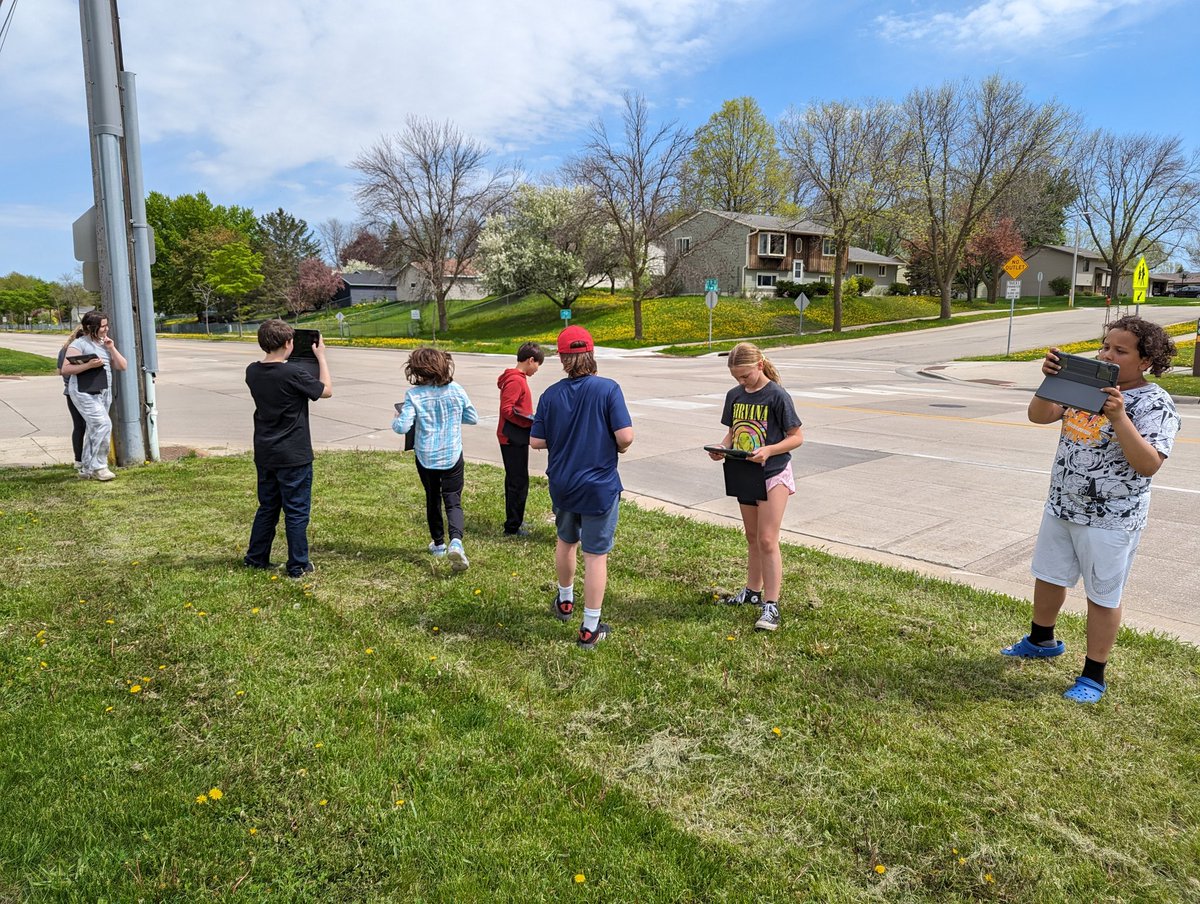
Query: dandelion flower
[[248, 828, 257, 836], [208, 788, 223, 800], [474, 589, 482, 595], [432, 626, 439, 633], [772, 727, 781, 736], [984, 874, 994, 884], [184, 602, 192, 608], [364, 648, 374, 655], [395, 799, 405, 807], [196, 794, 209, 804], [105, 619, 115, 625], [251, 607, 260, 615], [296, 767, 307, 776], [270, 575, 279, 582], [318, 799, 328, 806], [39, 661, 47, 669], [511, 571, 517, 577], [951, 848, 958, 855], [158, 665, 166, 670], [574, 873, 586, 884], [197, 611, 207, 617], [874, 865, 886, 874], [958, 857, 966, 866], [429, 656, 436, 662], [132, 561, 139, 566], [105, 706, 113, 713], [130, 685, 142, 694], [726, 635, 735, 641], [314, 742, 323, 749], [35, 630, 45, 638], [235, 690, 245, 697]]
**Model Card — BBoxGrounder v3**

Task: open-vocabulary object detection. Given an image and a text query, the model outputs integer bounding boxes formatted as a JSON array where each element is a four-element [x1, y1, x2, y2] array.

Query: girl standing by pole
[[708, 342, 803, 631], [59, 311, 127, 481]]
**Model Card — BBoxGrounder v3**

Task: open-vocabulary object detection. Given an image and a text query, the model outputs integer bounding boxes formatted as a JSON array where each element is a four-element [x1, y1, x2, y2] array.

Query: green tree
[[0, 272, 54, 324], [146, 191, 258, 315], [681, 97, 789, 214], [256, 208, 321, 311], [205, 242, 265, 322], [477, 184, 621, 308]]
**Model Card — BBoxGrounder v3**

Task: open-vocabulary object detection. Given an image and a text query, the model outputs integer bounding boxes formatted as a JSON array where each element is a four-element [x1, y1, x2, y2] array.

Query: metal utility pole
[[77, 0, 160, 463]]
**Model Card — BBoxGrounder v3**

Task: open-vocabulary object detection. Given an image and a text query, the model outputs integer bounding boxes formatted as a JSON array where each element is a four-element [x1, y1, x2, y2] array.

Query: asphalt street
[[2, 304, 1197, 642]]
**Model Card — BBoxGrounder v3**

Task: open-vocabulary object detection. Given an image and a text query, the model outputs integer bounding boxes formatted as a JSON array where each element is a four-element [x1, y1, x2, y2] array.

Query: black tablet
[[704, 444, 753, 459], [66, 354, 99, 365], [291, 329, 320, 358], [1035, 352, 1118, 415]]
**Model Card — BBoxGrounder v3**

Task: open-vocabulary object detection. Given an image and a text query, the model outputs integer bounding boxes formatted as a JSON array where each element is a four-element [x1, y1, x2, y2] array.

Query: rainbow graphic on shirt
[[730, 401, 769, 452]]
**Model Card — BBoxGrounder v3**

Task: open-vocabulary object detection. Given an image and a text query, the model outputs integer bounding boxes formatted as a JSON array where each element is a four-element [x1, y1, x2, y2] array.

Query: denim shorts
[[555, 496, 620, 555]]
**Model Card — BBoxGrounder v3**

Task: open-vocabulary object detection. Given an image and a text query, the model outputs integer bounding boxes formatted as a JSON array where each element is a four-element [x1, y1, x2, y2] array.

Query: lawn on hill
[[0, 346, 60, 376], [2, 453, 1199, 901]]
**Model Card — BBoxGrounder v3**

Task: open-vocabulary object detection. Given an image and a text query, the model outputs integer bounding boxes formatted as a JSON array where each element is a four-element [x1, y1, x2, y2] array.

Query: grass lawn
[[0, 346, 59, 376], [2, 453, 1199, 901]]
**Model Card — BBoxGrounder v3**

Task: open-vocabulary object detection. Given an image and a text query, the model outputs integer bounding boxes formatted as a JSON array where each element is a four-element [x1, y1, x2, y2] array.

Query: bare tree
[[779, 98, 910, 331], [1071, 131, 1200, 304], [316, 218, 352, 268], [567, 93, 693, 340], [353, 117, 516, 331], [904, 76, 1074, 318]]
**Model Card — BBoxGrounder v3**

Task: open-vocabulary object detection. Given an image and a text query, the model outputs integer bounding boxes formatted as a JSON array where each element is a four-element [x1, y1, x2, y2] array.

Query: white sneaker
[[94, 468, 116, 482], [447, 539, 469, 572]]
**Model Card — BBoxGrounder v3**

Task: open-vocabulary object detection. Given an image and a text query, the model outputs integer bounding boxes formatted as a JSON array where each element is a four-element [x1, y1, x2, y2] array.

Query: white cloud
[[2, 0, 750, 192], [875, 0, 1174, 50]]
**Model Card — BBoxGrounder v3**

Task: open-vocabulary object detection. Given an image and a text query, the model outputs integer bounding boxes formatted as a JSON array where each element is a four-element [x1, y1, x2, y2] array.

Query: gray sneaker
[[755, 603, 781, 632], [447, 539, 469, 572]]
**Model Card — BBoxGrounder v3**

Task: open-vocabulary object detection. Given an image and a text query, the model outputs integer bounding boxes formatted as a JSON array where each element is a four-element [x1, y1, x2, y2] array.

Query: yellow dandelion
[[141, 676, 151, 681], [39, 661, 47, 669], [248, 828, 258, 836], [951, 848, 958, 855], [196, 794, 209, 804], [251, 607, 260, 615], [958, 857, 966, 866], [35, 630, 45, 638], [318, 799, 328, 806], [270, 575, 279, 581], [726, 634, 735, 641], [158, 665, 166, 670], [105, 619, 115, 625], [314, 742, 323, 749], [129, 685, 142, 694], [79, 599, 86, 604], [394, 799, 405, 807], [432, 626, 439, 633], [429, 655, 436, 662], [296, 767, 307, 776], [131, 561, 139, 566], [874, 865, 886, 875], [772, 727, 781, 736], [104, 706, 113, 713], [474, 589, 482, 595], [574, 873, 586, 884], [511, 571, 518, 576], [364, 648, 374, 655], [196, 611, 207, 617], [208, 787, 223, 800], [235, 690, 245, 697], [984, 874, 994, 884], [184, 602, 192, 608], [305, 591, 313, 597]]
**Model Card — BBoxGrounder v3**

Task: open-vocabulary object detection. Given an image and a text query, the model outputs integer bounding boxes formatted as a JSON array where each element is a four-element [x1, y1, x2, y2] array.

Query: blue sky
[[1, 0, 1196, 282]]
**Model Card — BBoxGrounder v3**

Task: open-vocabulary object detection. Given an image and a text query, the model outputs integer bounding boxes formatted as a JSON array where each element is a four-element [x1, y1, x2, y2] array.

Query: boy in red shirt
[[496, 342, 544, 536]]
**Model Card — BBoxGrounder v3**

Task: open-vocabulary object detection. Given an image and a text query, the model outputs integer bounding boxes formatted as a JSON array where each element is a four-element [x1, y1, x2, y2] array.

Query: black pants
[[245, 463, 313, 576], [500, 442, 530, 533], [66, 395, 86, 463], [416, 454, 465, 545]]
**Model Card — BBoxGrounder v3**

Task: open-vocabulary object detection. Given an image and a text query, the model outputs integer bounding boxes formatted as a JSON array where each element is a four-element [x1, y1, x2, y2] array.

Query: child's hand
[[707, 449, 725, 461], [1042, 348, 1062, 376], [1100, 386, 1127, 421], [747, 447, 770, 464]]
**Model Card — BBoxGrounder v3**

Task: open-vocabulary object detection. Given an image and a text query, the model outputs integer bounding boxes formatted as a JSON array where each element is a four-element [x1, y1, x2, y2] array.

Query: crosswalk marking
[[628, 398, 717, 410]]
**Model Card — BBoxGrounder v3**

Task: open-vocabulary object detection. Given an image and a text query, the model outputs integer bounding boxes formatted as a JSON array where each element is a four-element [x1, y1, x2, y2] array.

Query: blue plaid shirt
[[393, 382, 478, 470]]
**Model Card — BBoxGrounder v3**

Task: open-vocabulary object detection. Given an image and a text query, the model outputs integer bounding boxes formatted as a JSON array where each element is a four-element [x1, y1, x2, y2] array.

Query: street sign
[[410, 309, 420, 321], [335, 311, 345, 322], [704, 291, 718, 310], [1003, 254, 1028, 280], [705, 278, 718, 293], [1005, 281, 1021, 299], [793, 293, 810, 312], [1132, 256, 1149, 305], [560, 308, 572, 320], [1036, 272, 1043, 282]]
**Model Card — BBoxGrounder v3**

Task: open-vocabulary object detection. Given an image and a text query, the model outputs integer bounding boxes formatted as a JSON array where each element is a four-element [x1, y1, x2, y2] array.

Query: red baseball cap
[[557, 325, 594, 355]]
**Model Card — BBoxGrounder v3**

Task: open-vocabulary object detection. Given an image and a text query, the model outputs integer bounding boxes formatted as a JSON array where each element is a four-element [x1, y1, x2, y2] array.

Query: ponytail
[[727, 342, 781, 385]]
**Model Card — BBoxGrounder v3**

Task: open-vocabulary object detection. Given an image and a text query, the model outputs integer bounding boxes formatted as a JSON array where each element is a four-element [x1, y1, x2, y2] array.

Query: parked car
[[1165, 285, 1200, 298]]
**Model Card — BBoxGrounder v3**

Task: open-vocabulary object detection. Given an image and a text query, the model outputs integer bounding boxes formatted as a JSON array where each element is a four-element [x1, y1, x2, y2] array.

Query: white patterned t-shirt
[[1045, 382, 1179, 531]]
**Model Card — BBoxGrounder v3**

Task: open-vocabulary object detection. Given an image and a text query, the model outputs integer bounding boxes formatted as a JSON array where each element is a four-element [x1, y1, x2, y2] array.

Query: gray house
[[334, 269, 398, 305], [1004, 244, 1108, 298], [395, 259, 487, 303], [663, 210, 904, 296]]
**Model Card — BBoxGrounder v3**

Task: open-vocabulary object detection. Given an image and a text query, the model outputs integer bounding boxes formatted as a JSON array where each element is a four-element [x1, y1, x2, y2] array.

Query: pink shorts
[[764, 462, 796, 497]]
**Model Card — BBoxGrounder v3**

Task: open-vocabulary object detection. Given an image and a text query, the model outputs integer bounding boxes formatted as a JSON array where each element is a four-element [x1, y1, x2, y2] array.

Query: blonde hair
[[727, 342, 780, 384]]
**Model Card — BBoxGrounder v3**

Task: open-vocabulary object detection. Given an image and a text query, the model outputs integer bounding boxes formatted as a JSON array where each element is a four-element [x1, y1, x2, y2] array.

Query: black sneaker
[[577, 622, 610, 649], [551, 591, 574, 621], [725, 587, 762, 606], [755, 602, 781, 632], [288, 562, 316, 580]]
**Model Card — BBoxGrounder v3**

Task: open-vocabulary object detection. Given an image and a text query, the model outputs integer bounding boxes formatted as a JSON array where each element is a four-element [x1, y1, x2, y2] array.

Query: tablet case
[[722, 457, 767, 502], [289, 330, 321, 378], [1035, 353, 1118, 415]]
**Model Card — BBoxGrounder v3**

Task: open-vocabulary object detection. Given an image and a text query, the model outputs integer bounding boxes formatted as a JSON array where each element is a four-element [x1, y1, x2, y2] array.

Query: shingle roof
[[338, 269, 396, 288]]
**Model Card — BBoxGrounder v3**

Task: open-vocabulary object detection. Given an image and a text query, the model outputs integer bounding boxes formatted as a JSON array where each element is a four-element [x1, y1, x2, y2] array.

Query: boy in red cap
[[530, 326, 634, 648]]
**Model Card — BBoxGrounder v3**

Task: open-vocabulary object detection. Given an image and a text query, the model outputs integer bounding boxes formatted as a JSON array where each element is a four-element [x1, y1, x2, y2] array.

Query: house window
[[795, 238, 804, 254], [818, 276, 828, 284], [757, 233, 785, 257], [756, 273, 777, 288], [853, 264, 864, 276], [878, 265, 887, 277], [822, 238, 836, 256], [675, 237, 691, 255], [1083, 259, 1090, 272], [792, 261, 805, 279]]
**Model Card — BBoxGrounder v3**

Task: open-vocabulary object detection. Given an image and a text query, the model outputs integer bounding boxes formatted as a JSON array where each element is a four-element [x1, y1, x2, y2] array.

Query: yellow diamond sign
[[1132, 256, 1149, 305], [1003, 254, 1028, 280]]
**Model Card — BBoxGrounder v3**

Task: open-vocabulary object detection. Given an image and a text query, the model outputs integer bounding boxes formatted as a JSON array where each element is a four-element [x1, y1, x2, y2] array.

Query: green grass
[[0, 346, 59, 376], [2, 453, 1200, 901]]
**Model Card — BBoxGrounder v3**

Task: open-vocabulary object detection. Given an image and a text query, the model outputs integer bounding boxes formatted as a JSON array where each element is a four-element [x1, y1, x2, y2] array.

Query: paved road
[[1, 305, 1197, 642]]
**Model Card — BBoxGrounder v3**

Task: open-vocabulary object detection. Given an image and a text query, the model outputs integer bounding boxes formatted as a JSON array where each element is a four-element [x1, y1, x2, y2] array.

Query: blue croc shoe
[[1000, 635, 1065, 658], [1062, 676, 1106, 704]]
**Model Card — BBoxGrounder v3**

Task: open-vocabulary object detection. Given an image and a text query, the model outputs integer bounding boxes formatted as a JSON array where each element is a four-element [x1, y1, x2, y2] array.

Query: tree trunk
[[832, 244, 849, 333], [940, 282, 953, 319], [632, 297, 643, 341], [437, 295, 448, 333]]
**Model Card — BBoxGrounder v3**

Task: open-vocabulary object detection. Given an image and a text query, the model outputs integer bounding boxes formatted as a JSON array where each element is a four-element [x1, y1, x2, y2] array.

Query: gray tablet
[[1035, 353, 1118, 415]]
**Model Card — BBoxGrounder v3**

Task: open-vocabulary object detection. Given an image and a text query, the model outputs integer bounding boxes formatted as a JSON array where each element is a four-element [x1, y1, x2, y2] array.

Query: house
[[1006, 245, 1188, 298], [332, 269, 397, 307], [662, 210, 904, 296], [395, 259, 487, 303]]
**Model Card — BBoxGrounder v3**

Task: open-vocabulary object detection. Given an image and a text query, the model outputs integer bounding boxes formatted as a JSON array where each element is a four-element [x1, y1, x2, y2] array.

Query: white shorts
[[1030, 510, 1142, 608]]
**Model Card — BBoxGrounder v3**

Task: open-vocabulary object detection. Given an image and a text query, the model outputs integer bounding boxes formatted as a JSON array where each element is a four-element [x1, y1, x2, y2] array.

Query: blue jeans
[[245, 463, 313, 575]]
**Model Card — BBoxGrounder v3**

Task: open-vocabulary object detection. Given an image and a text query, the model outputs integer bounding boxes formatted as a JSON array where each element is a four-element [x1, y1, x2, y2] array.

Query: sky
[[1, 0, 1197, 283]]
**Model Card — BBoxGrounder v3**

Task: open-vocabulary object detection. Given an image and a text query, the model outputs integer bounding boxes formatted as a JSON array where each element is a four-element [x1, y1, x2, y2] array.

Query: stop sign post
[[794, 292, 810, 335]]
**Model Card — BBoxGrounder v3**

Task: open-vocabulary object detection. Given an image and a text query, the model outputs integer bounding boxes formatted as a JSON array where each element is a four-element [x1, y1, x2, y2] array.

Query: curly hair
[[1105, 315, 1176, 376], [405, 347, 454, 386]]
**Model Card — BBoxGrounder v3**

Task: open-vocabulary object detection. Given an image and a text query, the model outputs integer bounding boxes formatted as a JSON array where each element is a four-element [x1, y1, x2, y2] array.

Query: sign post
[[1132, 256, 1149, 315], [1036, 271, 1043, 308], [704, 290, 718, 347], [1194, 318, 1200, 378], [794, 292, 810, 336], [1005, 280, 1021, 355]]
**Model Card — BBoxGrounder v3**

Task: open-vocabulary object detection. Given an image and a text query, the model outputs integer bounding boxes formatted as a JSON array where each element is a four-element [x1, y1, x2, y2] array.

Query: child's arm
[[1101, 387, 1168, 477], [460, 387, 478, 425], [314, 333, 333, 398], [392, 396, 416, 435], [1029, 348, 1066, 424], [708, 429, 734, 460]]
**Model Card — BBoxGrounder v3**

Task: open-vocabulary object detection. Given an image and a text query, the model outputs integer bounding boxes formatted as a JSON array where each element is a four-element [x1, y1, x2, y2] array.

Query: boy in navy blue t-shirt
[[531, 326, 633, 648]]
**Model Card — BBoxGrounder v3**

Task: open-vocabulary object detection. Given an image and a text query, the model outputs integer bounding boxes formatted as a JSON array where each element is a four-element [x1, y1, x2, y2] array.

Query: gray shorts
[[1030, 510, 1142, 608], [555, 497, 620, 555]]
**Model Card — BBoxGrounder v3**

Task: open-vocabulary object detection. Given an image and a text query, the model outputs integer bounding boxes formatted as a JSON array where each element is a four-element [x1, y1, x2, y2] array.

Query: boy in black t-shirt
[[243, 319, 333, 578]]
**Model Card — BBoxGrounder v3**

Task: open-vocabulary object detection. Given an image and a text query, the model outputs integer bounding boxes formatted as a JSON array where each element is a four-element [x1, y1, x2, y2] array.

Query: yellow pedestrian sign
[[1132, 257, 1149, 305], [1002, 254, 1028, 280]]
